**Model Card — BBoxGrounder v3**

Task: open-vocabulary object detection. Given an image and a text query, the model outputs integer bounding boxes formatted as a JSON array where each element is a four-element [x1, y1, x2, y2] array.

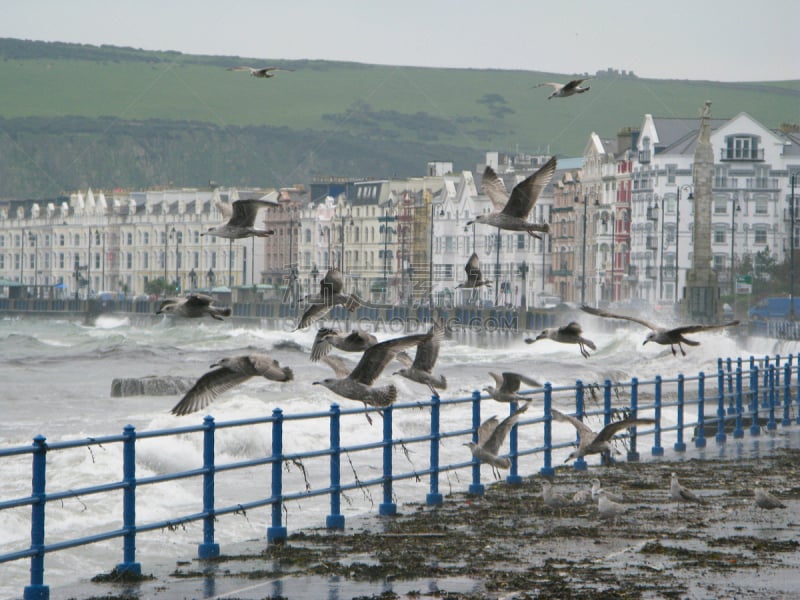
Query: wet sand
[[54, 429, 800, 599]]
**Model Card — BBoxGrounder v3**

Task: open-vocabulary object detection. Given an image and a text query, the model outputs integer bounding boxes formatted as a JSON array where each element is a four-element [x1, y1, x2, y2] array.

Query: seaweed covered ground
[[65, 433, 800, 600]]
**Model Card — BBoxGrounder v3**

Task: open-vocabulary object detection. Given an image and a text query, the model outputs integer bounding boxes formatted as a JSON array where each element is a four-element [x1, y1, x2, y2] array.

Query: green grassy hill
[[1, 38, 798, 197]]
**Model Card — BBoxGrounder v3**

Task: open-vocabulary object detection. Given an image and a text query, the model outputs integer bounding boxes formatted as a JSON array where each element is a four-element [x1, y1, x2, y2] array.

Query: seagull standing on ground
[[551, 408, 655, 464], [580, 305, 740, 357], [393, 319, 447, 398], [465, 402, 529, 476], [156, 293, 232, 320], [525, 322, 597, 358], [201, 198, 278, 239], [541, 480, 571, 516], [313, 327, 441, 422], [535, 78, 591, 99], [296, 268, 361, 330], [670, 472, 704, 506], [483, 372, 542, 403], [596, 489, 626, 526], [171, 355, 293, 416], [226, 66, 295, 78], [754, 485, 786, 509], [466, 157, 556, 238]]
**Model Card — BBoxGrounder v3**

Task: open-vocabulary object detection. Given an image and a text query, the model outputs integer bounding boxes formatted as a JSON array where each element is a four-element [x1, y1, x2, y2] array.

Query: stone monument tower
[[683, 101, 720, 322]]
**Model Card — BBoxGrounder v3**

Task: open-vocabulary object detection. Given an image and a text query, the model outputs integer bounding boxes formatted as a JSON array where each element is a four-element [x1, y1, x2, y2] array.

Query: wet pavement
[[48, 428, 800, 599]]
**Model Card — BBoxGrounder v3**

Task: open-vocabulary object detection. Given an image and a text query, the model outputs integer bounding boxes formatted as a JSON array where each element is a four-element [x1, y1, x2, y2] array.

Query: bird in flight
[[226, 66, 295, 78], [551, 408, 654, 464], [456, 253, 492, 290], [534, 78, 591, 99], [467, 157, 556, 238], [393, 319, 447, 398], [201, 198, 278, 239], [465, 402, 529, 476], [483, 372, 542, 403], [525, 321, 596, 358], [156, 293, 231, 320], [580, 305, 740, 356], [296, 268, 361, 330]]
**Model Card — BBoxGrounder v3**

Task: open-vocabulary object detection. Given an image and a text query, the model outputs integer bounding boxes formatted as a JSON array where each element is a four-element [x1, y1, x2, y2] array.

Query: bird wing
[[249, 355, 293, 381], [671, 321, 740, 335], [464, 253, 484, 286], [476, 416, 500, 446], [550, 408, 594, 435], [156, 298, 179, 312], [593, 417, 655, 444], [483, 403, 529, 454], [228, 199, 274, 227], [320, 268, 345, 297], [310, 328, 339, 361], [214, 200, 233, 219], [501, 156, 557, 218], [321, 355, 353, 379], [488, 372, 504, 389], [342, 329, 376, 349], [296, 303, 333, 330], [183, 293, 214, 308], [563, 78, 589, 92], [560, 321, 585, 336], [579, 305, 657, 330], [480, 166, 510, 211], [349, 330, 436, 385], [227, 66, 256, 72], [535, 82, 563, 90], [498, 372, 522, 394], [257, 67, 294, 75], [170, 367, 250, 416], [410, 320, 444, 372]]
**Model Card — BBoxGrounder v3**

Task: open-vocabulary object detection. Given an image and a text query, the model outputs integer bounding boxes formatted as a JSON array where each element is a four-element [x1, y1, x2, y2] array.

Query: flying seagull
[[551, 408, 655, 464], [393, 319, 447, 398], [310, 328, 378, 362], [580, 305, 740, 356], [464, 402, 529, 475], [201, 198, 278, 239], [226, 66, 295, 78], [525, 322, 596, 358], [296, 268, 361, 330], [156, 293, 232, 320], [456, 253, 492, 289], [670, 472, 704, 506], [534, 78, 591, 99], [171, 354, 293, 416], [313, 328, 441, 421], [484, 372, 542, 403], [466, 157, 556, 238]]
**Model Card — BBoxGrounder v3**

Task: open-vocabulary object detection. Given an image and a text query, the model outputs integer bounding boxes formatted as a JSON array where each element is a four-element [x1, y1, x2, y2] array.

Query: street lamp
[[429, 202, 444, 309], [574, 192, 589, 305], [518, 261, 529, 310], [189, 268, 197, 292], [163, 225, 169, 283], [28, 231, 37, 297], [790, 174, 797, 320], [675, 185, 694, 303], [87, 228, 92, 298], [380, 201, 396, 304], [339, 207, 353, 272], [207, 268, 215, 289], [601, 210, 615, 303], [729, 195, 741, 297], [174, 228, 180, 293], [652, 195, 665, 301]]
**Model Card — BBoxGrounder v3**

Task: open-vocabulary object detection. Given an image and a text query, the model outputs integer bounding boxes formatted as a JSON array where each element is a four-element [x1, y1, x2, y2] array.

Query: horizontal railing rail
[[1, 353, 797, 600]]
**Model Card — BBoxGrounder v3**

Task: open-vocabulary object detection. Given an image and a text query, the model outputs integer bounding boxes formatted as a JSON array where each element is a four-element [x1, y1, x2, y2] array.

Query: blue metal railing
[[1, 353, 798, 599]]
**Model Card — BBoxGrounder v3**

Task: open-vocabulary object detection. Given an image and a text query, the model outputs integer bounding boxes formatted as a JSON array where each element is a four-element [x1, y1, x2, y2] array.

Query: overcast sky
[[2, 0, 798, 82]]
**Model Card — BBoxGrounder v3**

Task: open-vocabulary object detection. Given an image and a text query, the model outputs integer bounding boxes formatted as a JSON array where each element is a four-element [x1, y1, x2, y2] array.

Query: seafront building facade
[[0, 111, 797, 311]]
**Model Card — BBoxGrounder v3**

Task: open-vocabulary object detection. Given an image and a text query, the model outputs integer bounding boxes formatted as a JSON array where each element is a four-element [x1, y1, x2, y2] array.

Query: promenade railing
[[1, 353, 797, 600]]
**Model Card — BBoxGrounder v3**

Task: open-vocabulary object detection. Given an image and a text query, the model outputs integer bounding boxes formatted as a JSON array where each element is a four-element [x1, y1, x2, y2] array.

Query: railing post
[[267, 408, 287, 543], [674, 374, 686, 451], [695, 372, 706, 448], [725, 357, 736, 415], [761, 355, 770, 408], [379, 404, 397, 515], [627, 377, 640, 461], [782, 363, 792, 427], [468, 390, 486, 494], [603, 379, 612, 430], [23, 435, 49, 600], [539, 384, 555, 476], [326, 404, 345, 528], [750, 365, 761, 437], [198, 416, 220, 558], [506, 400, 522, 484], [716, 368, 727, 444], [767, 364, 777, 431], [571, 381, 587, 470], [117, 425, 141, 575], [734, 365, 744, 438], [652, 376, 664, 456], [427, 394, 444, 503]]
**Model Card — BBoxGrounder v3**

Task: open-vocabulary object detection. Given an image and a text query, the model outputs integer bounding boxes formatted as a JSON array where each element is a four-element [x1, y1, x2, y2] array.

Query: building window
[[713, 196, 728, 214], [754, 195, 768, 215], [713, 228, 726, 244], [143, 232, 150, 245], [666, 164, 676, 185], [754, 228, 768, 244]]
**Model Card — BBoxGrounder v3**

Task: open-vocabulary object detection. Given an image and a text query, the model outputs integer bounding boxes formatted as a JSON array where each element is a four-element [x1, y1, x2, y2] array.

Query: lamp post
[[790, 174, 797, 320], [228, 239, 234, 288], [189, 268, 197, 293], [97, 229, 105, 293], [574, 192, 591, 305], [163, 225, 168, 283], [494, 230, 501, 306], [28, 231, 37, 297], [652, 196, 664, 301], [428, 202, 443, 309], [311, 264, 319, 292], [518, 261, 529, 310], [601, 210, 615, 303], [87, 228, 92, 298], [339, 208, 353, 272], [380, 201, 395, 304], [207, 268, 215, 289], [676, 185, 693, 303], [730, 195, 741, 297], [174, 228, 180, 293]]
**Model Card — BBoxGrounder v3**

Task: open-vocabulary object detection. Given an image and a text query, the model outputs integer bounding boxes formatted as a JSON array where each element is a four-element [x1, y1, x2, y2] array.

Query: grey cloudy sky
[[2, 0, 798, 82]]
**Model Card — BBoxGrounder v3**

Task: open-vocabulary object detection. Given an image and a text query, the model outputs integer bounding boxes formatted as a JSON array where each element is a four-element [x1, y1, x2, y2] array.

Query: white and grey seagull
[[310, 328, 378, 362], [296, 268, 361, 330], [670, 472, 704, 506], [156, 293, 232, 321], [226, 66, 295, 79], [535, 78, 591, 99], [201, 198, 279, 240], [171, 354, 294, 416], [541, 480, 571, 515], [754, 484, 786, 510], [393, 319, 447, 398], [456, 253, 492, 290], [483, 372, 542, 403], [525, 322, 596, 358], [464, 402, 529, 476], [313, 328, 439, 422], [580, 305, 740, 356], [551, 408, 655, 464], [466, 157, 556, 238]]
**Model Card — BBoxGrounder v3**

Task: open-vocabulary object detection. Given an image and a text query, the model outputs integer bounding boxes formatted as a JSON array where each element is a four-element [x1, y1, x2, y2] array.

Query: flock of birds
[[154, 77, 744, 499]]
